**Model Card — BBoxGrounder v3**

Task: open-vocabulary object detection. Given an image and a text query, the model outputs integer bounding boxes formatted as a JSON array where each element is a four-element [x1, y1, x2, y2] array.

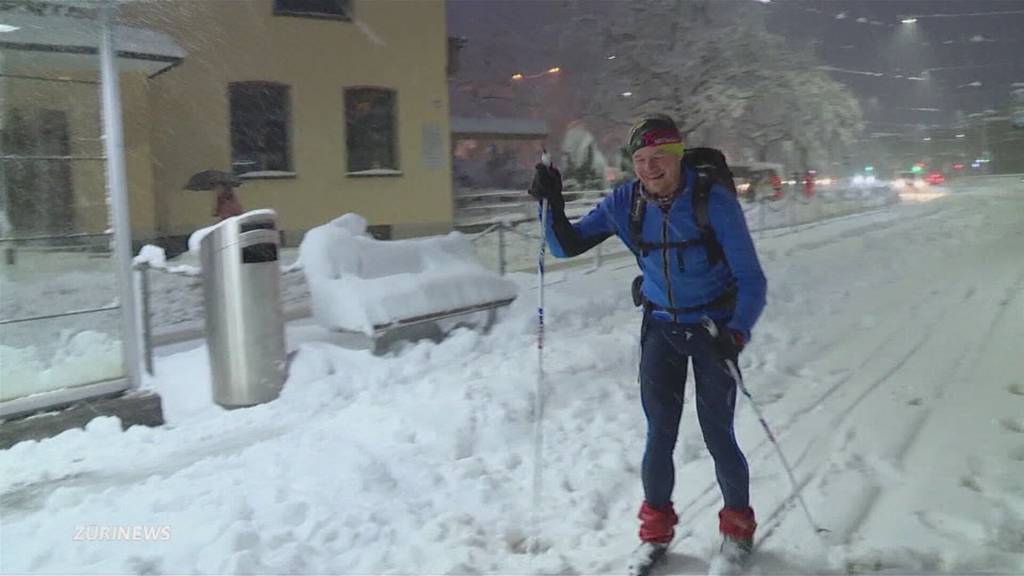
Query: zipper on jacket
[[660, 207, 675, 320]]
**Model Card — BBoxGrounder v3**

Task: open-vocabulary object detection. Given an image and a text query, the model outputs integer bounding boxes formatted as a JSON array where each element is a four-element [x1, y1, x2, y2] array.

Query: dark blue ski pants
[[639, 313, 750, 511]]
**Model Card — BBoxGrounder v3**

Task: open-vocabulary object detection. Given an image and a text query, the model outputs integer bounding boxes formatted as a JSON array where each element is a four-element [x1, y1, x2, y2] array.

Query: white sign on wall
[[422, 124, 444, 169]]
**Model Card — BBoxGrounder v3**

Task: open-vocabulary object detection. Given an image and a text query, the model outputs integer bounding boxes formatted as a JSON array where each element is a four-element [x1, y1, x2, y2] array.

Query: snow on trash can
[[198, 209, 286, 407]]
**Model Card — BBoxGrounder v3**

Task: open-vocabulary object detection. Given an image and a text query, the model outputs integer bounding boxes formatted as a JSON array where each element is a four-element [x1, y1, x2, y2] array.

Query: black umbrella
[[184, 169, 243, 191]]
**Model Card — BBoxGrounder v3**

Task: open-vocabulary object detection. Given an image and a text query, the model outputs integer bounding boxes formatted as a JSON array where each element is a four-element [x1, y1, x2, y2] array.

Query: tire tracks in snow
[[675, 201, 1019, 552], [840, 264, 1024, 550], [768, 202, 960, 259], [673, 307, 941, 543], [754, 193, 1024, 565], [747, 306, 954, 546], [673, 247, 934, 534], [761, 249, 1024, 552]]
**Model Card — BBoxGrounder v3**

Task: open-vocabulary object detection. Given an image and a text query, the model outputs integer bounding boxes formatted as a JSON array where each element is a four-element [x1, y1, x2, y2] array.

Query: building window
[[345, 87, 398, 174], [229, 82, 291, 176], [274, 0, 351, 20]]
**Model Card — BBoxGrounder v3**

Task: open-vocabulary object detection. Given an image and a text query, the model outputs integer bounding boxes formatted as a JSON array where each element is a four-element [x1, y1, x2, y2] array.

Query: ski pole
[[530, 151, 552, 555], [700, 317, 829, 536]]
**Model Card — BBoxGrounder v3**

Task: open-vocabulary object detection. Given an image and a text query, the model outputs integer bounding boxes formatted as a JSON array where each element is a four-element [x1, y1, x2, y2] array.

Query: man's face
[[632, 147, 682, 198]]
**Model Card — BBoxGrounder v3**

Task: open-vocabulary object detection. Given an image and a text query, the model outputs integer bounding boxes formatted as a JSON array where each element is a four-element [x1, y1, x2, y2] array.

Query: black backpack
[[628, 147, 738, 309]]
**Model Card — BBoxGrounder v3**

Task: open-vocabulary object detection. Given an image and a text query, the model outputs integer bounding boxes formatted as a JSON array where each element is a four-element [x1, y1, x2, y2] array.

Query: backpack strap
[[690, 167, 724, 266], [630, 173, 721, 258], [628, 181, 647, 256]]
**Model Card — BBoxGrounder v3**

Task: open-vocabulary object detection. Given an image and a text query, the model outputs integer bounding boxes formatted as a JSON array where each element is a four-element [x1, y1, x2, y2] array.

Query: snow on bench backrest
[[299, 213, 517, 335]]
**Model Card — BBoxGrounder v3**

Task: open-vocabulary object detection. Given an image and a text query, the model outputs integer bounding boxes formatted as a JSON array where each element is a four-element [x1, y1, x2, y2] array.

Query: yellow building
[[3, 0, 453, 249]]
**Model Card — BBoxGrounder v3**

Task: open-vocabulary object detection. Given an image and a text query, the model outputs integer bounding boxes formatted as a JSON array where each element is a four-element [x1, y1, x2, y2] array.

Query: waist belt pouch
[[631, 275, 644, 307]]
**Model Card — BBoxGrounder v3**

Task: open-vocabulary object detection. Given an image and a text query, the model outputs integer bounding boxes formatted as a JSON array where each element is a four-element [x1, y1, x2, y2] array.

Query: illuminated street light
[[621, 91, 633, 97], [512, 67, 560, 81], [0, 24, 20, 32], [901, 17, 918, 24], [955, 133, 966, 138], [923, 137, 932, 141], [607, 55, 617, 60]]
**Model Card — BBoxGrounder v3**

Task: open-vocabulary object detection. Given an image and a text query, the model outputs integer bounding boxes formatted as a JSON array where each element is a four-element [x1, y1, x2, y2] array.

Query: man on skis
[[528, 114, 767, 571]]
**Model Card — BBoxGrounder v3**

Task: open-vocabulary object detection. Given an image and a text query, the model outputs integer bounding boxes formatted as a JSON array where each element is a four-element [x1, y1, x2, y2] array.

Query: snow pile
[[132, 244, 167, 268], [133, 244, 200, 277], [298, 214, 518, 335]]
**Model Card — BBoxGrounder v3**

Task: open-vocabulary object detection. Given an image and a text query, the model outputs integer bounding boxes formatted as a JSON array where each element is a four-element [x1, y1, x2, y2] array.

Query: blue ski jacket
[[543, 165, 767, 341]]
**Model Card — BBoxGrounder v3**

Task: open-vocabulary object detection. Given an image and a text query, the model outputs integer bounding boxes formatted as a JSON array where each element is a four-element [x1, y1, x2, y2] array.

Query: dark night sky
[[447, 0, 1024, 134], [765, 0, 1024, 132]]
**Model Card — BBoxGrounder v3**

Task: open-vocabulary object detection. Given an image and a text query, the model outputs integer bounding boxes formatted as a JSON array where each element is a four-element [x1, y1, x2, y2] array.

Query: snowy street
[[1, 180, 1022, 574]]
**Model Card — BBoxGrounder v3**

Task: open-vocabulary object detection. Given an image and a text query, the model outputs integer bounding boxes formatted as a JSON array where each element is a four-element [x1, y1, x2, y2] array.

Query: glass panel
[[0, 308, 123, 402], [1, 33, 127, 402]]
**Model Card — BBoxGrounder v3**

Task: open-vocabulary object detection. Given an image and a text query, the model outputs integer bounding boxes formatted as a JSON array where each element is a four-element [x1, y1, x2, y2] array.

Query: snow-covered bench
[[298, 214, 518, 350]]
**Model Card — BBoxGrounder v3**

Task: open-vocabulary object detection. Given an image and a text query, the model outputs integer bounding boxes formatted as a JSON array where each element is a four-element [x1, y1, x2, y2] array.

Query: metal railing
[[128, 182, 902, 368], [455, 183, 900, 277], [463, 218, 623, 276], [132, 257, 308, 375]]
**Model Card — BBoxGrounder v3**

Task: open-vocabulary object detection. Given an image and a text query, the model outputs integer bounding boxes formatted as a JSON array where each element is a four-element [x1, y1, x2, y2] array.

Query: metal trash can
[[199, 209, 287, 408]]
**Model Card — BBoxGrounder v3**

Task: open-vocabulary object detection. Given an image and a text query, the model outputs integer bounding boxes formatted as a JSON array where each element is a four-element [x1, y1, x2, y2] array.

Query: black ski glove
[[722, 329, 745, 358], [528, 163, 565, 212], [701, 317, 745, 359]]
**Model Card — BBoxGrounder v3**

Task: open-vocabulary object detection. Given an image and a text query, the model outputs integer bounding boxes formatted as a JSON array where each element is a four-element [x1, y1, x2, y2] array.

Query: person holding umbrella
[[184, 169, 244, 221]]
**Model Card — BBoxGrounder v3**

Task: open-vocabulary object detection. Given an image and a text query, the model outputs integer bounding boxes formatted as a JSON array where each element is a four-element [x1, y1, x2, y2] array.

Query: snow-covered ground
[[1, 180, 1022, 575]]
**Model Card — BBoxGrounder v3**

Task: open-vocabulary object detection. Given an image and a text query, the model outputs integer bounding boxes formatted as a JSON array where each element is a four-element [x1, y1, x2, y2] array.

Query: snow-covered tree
[[725, 30, 863, 169], [558, 1, 752, 136], [556, 1, 862, 170]]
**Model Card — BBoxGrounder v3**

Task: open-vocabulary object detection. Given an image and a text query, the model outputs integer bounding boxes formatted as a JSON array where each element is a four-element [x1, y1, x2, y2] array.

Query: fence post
[[137, 263, 154, 376], [497, 223, 507, 275]]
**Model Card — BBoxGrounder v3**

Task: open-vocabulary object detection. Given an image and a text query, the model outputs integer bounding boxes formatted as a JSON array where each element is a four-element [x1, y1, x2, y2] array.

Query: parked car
[[924, 170, 945, 185], [731, 163, 784, 201], [894, 171, 922, 189]]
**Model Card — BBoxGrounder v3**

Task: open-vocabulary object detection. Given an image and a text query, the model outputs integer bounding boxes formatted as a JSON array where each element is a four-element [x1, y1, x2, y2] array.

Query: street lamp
[[901, 17, 918, 24], [511, 67, 561, 81]]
